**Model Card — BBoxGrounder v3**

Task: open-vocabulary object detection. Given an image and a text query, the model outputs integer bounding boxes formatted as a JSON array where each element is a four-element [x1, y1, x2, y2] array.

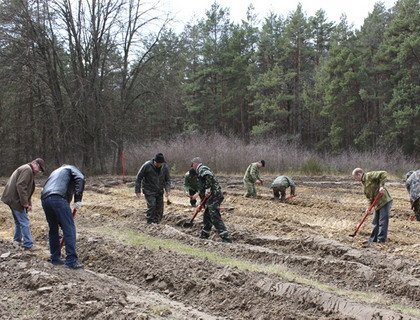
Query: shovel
[[60, 208, 77, 249], [183, 195, 210, 227], [349, 192, 383, 237]]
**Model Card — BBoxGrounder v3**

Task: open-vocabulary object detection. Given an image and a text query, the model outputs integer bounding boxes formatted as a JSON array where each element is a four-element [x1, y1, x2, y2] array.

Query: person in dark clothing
[[190, 157, 231, 243], [135, 153, 171, 224], [41, 165, 85, 269]]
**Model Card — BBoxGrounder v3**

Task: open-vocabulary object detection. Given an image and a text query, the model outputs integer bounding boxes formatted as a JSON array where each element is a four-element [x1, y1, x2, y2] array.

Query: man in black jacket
[[135, 153, 171, 224], [41, 165, 85, 269]]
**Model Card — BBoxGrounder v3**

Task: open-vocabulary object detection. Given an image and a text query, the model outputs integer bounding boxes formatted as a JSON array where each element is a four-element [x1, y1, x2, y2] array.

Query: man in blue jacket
[[41, 165, 85, 269]]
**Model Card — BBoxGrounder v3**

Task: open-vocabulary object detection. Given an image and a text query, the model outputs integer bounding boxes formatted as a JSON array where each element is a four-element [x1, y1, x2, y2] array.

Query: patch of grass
[[391, 304, 420, 318], [100, 227, 419, 317], [300, 158, 326, 175], [149, 304, 172, 316]]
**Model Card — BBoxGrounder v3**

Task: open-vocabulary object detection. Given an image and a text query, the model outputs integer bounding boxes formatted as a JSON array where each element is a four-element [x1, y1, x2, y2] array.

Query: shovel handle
[[350, 192, 383, 237], [188, 195, 210, 224], [60, 208, 77, 249]]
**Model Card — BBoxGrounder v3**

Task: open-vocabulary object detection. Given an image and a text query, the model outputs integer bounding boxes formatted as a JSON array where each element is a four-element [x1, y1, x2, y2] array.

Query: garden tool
[[183, 195, 210, 227], [349, 192, 383, 237]]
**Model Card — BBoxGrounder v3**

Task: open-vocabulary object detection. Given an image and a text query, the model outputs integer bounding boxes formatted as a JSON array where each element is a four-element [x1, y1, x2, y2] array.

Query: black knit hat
[[154, 153, 166, 163]]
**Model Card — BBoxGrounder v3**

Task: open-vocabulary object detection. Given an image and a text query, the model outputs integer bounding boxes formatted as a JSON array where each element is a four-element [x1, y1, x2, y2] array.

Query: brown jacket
[[1, 164, 35, 211]]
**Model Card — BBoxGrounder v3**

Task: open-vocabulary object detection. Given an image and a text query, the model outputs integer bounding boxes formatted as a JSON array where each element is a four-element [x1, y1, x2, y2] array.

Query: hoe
[[183, 195, 210, 227], [349, 192, 383, 237]]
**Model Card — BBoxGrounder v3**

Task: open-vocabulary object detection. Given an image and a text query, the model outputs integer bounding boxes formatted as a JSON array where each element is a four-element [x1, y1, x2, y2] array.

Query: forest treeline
[[0, 0, 418, 175]]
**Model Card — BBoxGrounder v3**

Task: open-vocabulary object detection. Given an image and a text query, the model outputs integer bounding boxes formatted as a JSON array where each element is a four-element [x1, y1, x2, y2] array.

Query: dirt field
[[1, 174, 419, 320]]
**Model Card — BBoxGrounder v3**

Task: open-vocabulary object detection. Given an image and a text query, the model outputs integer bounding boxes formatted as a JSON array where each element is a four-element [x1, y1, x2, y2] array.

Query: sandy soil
[[1, 174, 419, 320]]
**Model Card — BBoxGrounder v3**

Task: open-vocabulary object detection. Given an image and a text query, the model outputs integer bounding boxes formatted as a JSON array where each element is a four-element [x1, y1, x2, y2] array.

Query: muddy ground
[[0, 174, 419, 320]]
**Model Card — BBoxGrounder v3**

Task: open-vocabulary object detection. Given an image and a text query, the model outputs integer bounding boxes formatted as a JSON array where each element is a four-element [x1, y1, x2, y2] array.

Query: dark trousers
[[42, 195, 78, 266], [144, 192, 164, 223], [200, 193, 229, 240], [273, 186, 286, 201], [188, 189, 197, 207]]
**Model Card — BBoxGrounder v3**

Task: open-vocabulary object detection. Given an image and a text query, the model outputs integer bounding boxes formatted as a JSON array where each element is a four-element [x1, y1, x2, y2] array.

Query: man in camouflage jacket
[[270, 176, 296, 202], [243, 160, 265, 197], [352, 168, 393, 243], [405, 170, 420, 221], [191, 157, 231, 243]]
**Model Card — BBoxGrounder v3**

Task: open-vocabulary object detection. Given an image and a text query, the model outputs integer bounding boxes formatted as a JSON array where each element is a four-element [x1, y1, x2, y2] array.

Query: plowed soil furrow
[[1, 175, 419, 320]]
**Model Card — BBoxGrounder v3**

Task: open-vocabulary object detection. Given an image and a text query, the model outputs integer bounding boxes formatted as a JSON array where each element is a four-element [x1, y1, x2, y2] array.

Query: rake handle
[[188, 195, 210, 224]]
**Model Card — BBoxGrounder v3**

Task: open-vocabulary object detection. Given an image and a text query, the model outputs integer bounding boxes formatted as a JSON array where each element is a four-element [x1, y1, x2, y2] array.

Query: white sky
[[164, 0, 397, 31]]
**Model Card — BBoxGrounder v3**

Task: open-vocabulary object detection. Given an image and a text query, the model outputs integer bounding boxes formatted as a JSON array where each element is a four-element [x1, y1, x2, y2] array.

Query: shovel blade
[[182, 221, 194, 228]]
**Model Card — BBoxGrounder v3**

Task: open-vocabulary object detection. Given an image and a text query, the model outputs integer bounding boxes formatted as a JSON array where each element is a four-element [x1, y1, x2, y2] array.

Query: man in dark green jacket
[[135, 153, 171, 224], [352, 168, 393, 244], [184, 168, 200, 207], [1, 158, 45, 249]]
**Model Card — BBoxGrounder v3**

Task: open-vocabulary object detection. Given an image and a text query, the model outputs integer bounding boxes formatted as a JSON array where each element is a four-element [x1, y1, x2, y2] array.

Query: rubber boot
[[199, 229, 210, 239], [219, 231, 232, 243]]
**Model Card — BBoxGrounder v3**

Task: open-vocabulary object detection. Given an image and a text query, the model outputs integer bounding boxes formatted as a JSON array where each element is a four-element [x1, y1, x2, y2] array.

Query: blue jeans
[[10, 207, 33, 248], [369, 201, 392, 243], [42, 195, 78, 266]]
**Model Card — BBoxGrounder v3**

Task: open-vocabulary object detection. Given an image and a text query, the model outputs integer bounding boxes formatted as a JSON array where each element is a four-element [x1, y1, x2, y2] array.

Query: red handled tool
[[183, 195, 210, 227], [349, 192, 383, 237]]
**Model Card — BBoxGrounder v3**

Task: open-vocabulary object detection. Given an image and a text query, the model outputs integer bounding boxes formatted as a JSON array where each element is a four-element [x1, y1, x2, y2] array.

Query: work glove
[[73, 202, 82, 210]]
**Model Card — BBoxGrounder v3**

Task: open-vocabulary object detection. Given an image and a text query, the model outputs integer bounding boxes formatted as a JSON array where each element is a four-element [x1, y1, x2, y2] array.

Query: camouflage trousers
[[144, 192, 164, 224], [243, 179, 256, 197], [200, 193, 231, 242]]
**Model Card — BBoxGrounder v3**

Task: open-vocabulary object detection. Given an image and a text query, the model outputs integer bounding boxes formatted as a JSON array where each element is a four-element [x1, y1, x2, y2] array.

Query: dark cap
[[34, 158, 45, 172], [261, 160, 265, 167], [154, 153, 166, 163]]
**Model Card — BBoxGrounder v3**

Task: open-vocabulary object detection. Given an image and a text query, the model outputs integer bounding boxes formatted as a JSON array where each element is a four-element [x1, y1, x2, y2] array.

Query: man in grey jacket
[[135, 153, 171, 224], [1, 158, 45, 249], [41, 165, 85, 269]]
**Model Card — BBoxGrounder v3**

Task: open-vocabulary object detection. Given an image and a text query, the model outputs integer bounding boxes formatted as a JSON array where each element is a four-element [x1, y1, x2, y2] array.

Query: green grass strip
[[98, 227, 420, 317]]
